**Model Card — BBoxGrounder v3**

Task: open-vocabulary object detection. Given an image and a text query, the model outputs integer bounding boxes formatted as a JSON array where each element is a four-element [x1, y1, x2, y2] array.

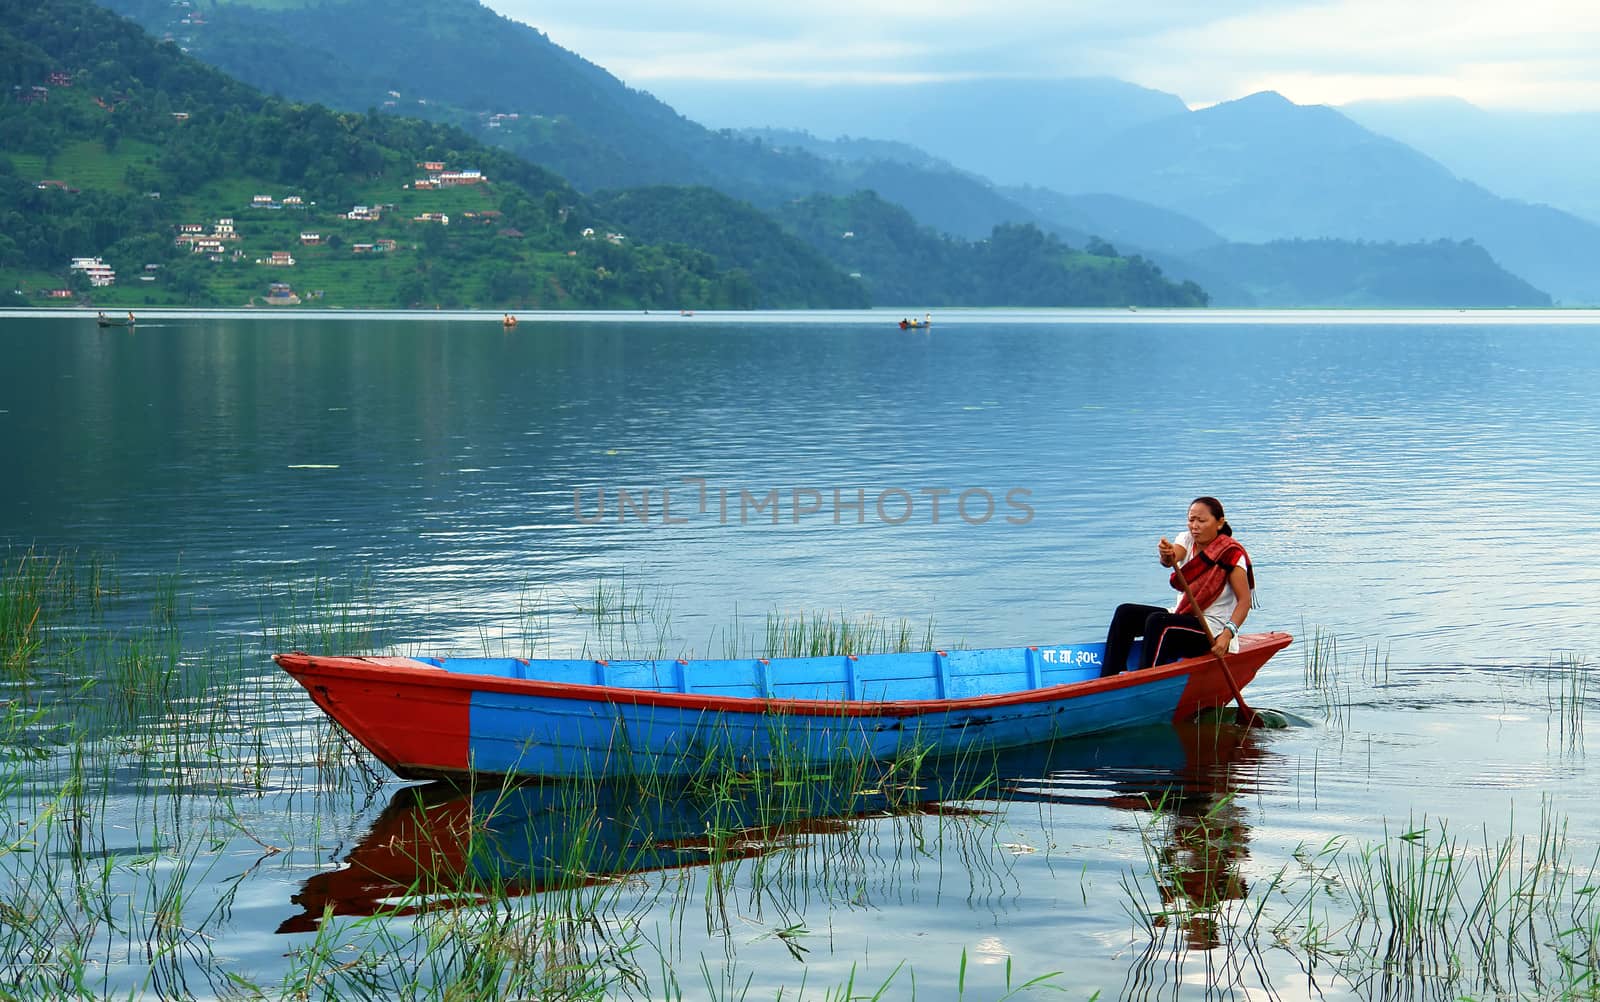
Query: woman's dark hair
[[1191, 495, 1232, 536]]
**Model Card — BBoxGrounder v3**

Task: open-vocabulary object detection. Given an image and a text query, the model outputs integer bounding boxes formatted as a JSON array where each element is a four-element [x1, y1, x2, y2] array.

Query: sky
[[483, 0, 1600, 111]]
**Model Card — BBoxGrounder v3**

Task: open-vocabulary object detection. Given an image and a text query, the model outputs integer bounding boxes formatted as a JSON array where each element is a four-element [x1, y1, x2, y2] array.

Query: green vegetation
[[777, 191, 1210, 307], [0, 0, 855, 309], [98, 0, 840, 197], [593, 186, 869, 309], [1123, 797, 1600, 1002]]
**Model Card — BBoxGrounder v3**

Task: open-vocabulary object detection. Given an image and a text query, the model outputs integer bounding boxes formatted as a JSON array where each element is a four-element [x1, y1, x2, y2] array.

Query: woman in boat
[[1101, 496, 1253, 675]]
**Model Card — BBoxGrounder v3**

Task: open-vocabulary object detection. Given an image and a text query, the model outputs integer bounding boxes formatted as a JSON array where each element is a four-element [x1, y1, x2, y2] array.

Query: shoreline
[[4, 306, 1600, 325]]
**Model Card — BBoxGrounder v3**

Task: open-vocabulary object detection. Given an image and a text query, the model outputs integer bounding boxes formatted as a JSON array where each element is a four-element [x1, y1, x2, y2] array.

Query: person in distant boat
[[98, 311, 107, 322], [127, 311, 136, 324], [1101, 496, 1254, 675], [899, 318, 910, 329]]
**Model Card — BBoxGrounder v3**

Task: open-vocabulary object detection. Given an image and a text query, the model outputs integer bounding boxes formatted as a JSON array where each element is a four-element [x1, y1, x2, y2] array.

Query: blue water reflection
[[3, 312, 1597, 665]]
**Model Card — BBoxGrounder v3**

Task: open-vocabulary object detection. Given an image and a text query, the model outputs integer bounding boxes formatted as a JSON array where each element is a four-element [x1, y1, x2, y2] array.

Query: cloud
[[483, 0, 1600, 110], [1130, 0, 1600, 107]]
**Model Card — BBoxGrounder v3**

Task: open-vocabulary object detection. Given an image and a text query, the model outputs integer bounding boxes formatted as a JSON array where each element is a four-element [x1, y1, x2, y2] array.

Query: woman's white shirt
[[1171, 530, 1248, 653]]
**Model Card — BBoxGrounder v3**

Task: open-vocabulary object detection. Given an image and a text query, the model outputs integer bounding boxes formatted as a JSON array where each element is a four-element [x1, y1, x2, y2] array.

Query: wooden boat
[[274, 632, 1290, 782]]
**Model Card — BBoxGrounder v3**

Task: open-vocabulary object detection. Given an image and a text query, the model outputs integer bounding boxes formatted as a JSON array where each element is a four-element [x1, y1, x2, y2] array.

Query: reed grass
[[14, 549, 1598, 1001], [1118, 794, 1600, 1002], [257, 569, 395, 656], [1296, 624, 1395, 732], [761, 610, 937, 659], [1, 546, 116, 672], [525, 577, 949, 664], [564, 576, 680, 661], [1546, 653, 1590, 753], [1300, 623, 1338, 690]]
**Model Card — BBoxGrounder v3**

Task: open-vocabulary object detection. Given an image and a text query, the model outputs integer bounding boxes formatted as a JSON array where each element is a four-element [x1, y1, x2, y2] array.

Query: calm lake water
[[2, 309, 1598, 1000]]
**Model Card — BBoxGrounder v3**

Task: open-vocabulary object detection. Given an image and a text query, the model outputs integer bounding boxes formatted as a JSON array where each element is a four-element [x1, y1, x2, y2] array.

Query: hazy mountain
[[1001, 187, 1225, 257], [740, 129, 955, 172], [1066, 91, 1600, 304], [744, 129, 1237, 254], [646, 80, 1573, 305], [1340, 97, 1600, 225], [649, 77, 1191, 189], [1186, 238, 1552, 308]]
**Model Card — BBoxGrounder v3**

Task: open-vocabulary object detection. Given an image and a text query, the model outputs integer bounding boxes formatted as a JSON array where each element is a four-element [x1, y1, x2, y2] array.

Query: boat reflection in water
[[1003, 717, 1267, 954], [279, 720, 1270, 947]]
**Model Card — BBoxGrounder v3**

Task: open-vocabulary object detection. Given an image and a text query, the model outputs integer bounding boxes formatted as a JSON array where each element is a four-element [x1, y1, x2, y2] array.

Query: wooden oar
[[1169, 560, 1261, 727]]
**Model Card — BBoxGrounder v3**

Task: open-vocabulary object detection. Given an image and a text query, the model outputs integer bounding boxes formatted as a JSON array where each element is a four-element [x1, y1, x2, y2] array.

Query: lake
[[2, 308, 1598, 1000]]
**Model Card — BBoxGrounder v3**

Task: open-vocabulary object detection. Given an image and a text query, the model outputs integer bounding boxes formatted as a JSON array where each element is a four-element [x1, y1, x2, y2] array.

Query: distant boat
[[95, 315, 134, 328], [898, 313, 933, 330], [501, 314, 518, 328], [274, 631, 1292, 782]]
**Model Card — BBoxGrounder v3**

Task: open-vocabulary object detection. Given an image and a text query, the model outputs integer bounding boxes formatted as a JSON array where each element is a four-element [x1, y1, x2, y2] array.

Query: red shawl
[[1171, 535, 1252, 615]]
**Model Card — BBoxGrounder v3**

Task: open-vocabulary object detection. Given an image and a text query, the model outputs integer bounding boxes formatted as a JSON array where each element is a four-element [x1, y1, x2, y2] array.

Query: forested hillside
[[95, 0, 1110, 248], [774, 192, 1209, 307], [1192, 238, 1552, 308], [0, 0, 860, 308], [591, 188, 868, 309], [99, 0, 840, 197]]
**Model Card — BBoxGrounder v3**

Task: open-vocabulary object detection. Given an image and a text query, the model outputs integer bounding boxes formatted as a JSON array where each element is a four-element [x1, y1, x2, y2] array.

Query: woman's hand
[[1157, 537, 1176, 567], [1211, 631, 1232, 657]]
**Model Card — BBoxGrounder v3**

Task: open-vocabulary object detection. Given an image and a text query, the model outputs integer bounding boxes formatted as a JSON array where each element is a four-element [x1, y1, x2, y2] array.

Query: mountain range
[[1340, 97, 1600, 227], [660, 76, 1600, 306], [16, 0, 1590, 308], [5, 0, 1218, 310]]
